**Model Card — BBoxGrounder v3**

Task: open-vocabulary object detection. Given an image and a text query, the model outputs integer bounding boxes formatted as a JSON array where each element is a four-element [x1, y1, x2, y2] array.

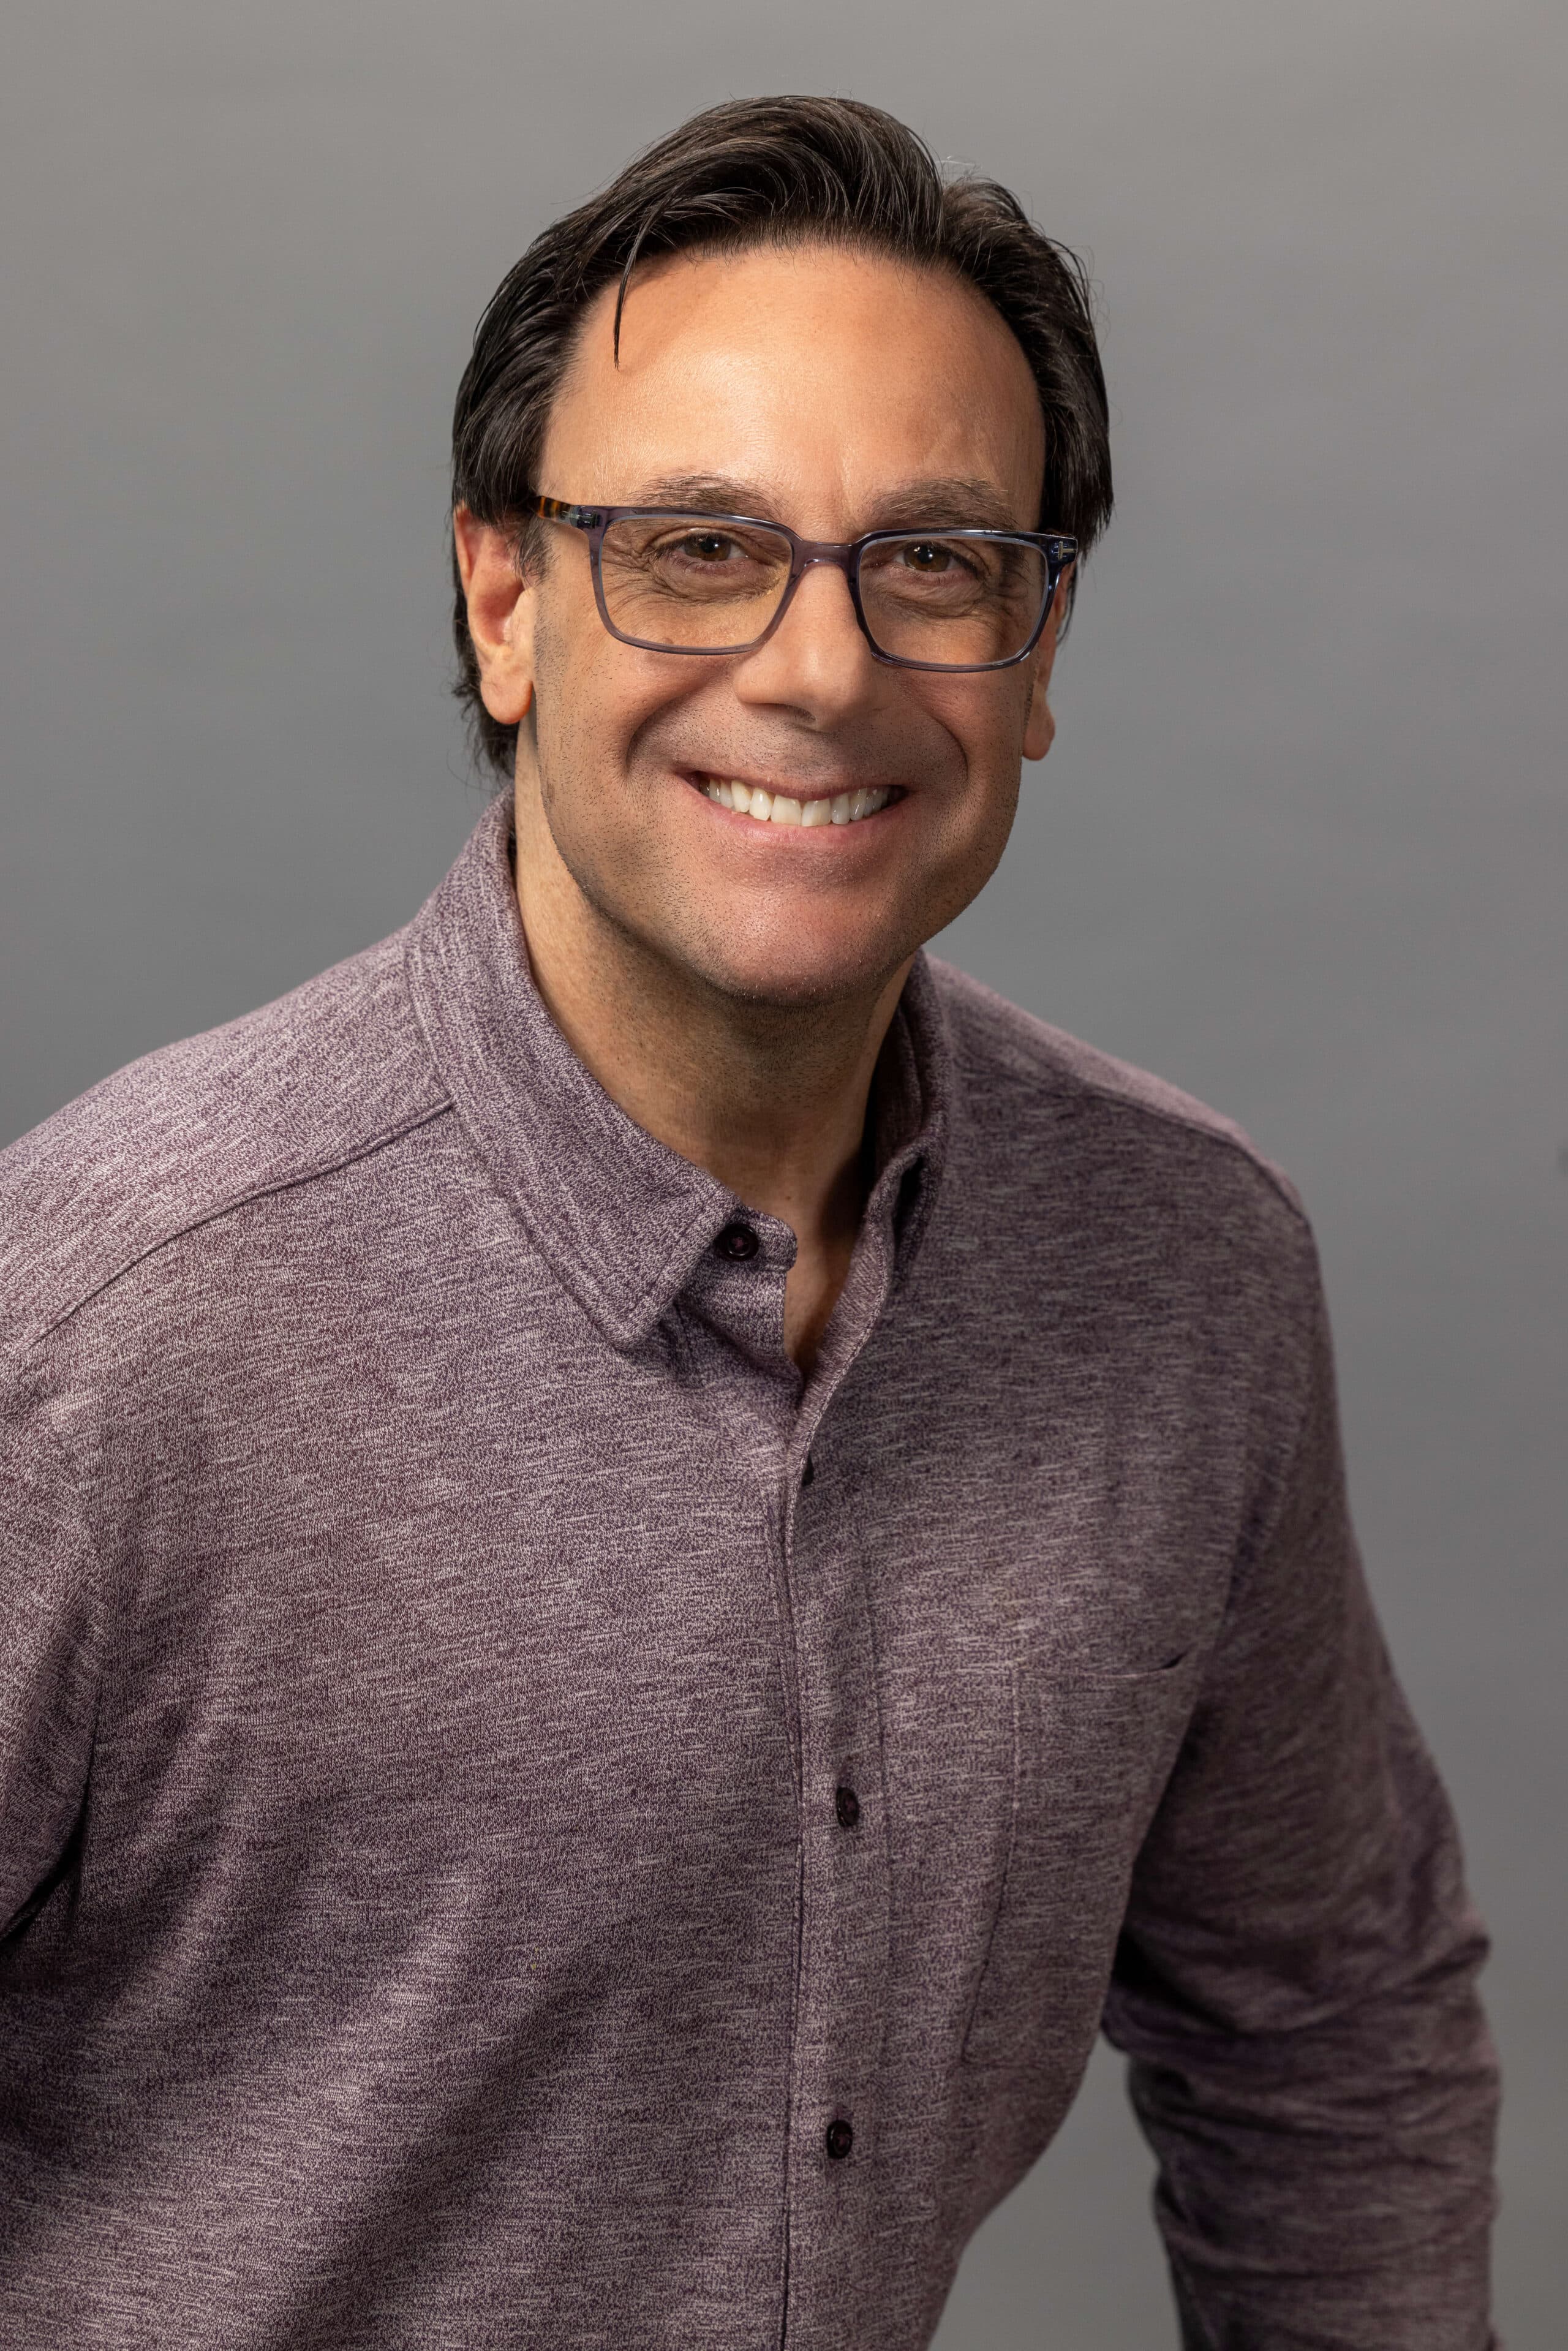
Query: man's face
[[462, 241, 1059, 1010]]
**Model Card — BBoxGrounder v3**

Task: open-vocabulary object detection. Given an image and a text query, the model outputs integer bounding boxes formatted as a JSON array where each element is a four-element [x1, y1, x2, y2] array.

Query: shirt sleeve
[[0, 1367, 103, 1941], [1101, 1254, 1501, 2350]]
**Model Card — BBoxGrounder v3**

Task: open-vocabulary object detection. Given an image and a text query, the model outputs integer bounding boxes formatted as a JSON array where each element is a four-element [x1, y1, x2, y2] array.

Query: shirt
[[0, 794, 1498, 2350]]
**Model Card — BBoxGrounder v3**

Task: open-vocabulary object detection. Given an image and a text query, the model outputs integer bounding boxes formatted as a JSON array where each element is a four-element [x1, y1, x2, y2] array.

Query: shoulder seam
[[1057, 1071, 1310, 1230], [936, 968, 1306, 1229], [30, 1096, 454, 1348]]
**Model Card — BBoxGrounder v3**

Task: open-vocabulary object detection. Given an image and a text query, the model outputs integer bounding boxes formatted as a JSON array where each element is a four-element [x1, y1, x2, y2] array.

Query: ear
[[1022, 576, 1067, 763], [453, 507, 536, 724]]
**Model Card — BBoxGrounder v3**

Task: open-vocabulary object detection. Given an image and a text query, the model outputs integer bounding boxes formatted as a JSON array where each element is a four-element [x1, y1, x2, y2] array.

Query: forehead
[[538, 241, 1046, 523]]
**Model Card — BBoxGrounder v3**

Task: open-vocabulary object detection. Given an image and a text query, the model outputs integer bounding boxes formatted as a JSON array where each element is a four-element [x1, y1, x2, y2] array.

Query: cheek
[[920, 682, 1031, 832], [949, 766, 1022, 885], [920, 669, 1033, 763], [532, 616, 631, 807], [922, 694, 1027, 893], [535, 600, 698, 774]]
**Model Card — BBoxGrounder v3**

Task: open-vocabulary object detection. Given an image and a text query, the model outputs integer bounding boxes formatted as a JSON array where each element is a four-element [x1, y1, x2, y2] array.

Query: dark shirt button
[[714, 1221, 760, 1261], [801, 1454, 815, 1487], [834, 1785, 860, 1830], [824, 2118, 854, 2160]]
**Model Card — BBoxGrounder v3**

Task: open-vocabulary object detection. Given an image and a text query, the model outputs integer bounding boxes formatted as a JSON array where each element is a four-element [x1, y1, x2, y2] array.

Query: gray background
[[2, 0, 1562, 2339]]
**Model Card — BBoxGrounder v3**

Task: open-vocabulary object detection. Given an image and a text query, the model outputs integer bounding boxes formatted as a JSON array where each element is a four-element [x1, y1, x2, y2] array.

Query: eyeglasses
[[527, 494, 1077, 673]]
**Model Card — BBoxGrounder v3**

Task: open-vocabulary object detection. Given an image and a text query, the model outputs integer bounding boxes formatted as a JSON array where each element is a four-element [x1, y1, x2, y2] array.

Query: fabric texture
[[0, 797, 1498, 2348]]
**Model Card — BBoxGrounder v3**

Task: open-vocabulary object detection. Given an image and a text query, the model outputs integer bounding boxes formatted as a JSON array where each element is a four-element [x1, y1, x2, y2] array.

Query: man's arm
[[1103, 1266, 1499, 2350]]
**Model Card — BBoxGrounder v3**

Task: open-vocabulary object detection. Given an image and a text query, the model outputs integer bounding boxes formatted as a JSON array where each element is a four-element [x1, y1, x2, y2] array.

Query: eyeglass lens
[[596, 516, 1052, 665]]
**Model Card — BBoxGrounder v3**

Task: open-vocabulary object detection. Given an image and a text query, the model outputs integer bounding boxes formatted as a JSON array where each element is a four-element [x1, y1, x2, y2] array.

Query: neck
[[508, 788, 911, 1373]]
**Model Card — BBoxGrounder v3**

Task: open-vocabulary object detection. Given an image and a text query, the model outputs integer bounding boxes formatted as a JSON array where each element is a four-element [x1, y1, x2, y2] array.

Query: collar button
[[714, 1221, 761, 1262]]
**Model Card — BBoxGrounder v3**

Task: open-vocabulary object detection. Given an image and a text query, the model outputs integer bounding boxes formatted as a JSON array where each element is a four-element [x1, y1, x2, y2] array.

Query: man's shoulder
[[0, 926, 448, 1349], [927, 956, 1308, 1240]]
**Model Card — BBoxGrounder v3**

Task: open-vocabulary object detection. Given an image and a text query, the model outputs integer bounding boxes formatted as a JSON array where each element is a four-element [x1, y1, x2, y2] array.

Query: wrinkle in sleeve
[[0, 1373, 104, 1940], [1103, 1262, 1501, 2350]]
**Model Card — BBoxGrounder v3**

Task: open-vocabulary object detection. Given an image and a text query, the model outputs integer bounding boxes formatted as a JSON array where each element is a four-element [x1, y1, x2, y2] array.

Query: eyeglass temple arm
[[530, 494, 605, 530]]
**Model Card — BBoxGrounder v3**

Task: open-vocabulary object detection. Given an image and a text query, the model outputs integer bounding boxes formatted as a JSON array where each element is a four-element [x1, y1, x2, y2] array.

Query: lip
[[679, 769, 908, 831]]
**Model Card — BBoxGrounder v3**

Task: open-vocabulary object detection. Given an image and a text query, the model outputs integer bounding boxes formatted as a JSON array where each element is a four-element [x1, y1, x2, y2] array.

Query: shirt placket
[[777, 1433, 895, 2345], [778, 1204, 910, 2347], [672, 1170, 924, 2350]]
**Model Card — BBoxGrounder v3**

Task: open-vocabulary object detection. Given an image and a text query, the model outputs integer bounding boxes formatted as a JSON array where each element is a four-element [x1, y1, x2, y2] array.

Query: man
[[0, 94, 1498, 2349]]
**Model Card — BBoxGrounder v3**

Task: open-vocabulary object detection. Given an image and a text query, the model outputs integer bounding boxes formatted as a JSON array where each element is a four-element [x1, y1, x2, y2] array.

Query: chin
[[684, 921, 915, 1014]]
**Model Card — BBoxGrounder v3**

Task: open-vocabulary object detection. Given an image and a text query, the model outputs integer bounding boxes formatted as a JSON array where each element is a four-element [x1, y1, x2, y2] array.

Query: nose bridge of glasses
[[772, 539, 870, 646], [793, 535, 858, 572]]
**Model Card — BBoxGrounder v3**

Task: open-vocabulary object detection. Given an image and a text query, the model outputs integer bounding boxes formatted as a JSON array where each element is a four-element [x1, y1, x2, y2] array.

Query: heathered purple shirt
[[0, 798, 1497, 2349]]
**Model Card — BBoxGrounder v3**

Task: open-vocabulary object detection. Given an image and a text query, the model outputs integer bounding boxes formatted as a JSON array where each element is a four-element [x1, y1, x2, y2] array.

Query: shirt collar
[[405, 795, 950, 1354]]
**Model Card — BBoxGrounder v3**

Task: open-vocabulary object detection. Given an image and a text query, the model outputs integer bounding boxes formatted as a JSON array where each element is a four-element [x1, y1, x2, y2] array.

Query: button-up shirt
[[0, 797, 1498, 2348]]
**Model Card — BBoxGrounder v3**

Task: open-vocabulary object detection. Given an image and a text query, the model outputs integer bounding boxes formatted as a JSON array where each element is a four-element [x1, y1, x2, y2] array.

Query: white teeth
[[699, 778, 892, 827]]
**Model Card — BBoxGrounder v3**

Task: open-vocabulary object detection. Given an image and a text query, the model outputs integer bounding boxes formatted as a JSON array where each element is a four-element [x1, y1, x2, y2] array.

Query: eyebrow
[[627, 472, 1028, 534]]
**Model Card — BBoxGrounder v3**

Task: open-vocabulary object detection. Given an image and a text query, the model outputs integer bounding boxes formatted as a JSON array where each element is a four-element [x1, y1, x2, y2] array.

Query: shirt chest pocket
[[960, 1648, 1204, 2072]]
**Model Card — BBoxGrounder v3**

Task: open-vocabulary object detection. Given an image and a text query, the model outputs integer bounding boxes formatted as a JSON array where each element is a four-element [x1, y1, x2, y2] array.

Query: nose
[[732, 552, 881, 721]]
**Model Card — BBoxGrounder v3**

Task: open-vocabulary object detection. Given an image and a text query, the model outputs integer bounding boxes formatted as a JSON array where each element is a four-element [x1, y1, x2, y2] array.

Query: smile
[[693, 775, 897, 827]]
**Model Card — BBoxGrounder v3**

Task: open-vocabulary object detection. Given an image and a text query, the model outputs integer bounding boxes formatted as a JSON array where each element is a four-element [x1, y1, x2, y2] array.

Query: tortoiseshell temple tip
[[530, 496, 603, 529]]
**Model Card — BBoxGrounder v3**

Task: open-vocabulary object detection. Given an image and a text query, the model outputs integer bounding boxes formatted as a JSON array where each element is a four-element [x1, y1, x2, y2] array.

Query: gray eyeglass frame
[[528, 493, 1078, 673]]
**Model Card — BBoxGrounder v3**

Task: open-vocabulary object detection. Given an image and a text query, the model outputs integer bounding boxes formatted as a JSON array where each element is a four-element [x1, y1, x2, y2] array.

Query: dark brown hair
[[450, 95, 1113, 777]]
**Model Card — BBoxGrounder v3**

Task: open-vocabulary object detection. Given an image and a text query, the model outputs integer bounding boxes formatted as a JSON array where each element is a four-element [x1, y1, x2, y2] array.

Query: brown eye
[[682, 533, 736, 563], [904, 542, 952, 572]]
